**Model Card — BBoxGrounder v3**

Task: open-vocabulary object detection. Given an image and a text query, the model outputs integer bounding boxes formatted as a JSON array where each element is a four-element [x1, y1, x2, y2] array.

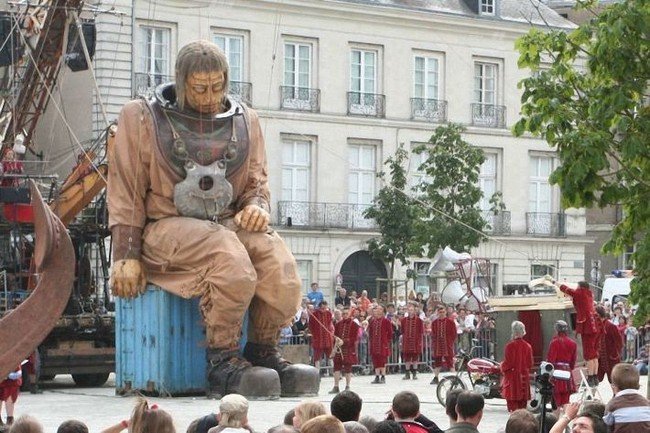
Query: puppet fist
[[234, 204, 270, 232], [110, 259, 147, 299]]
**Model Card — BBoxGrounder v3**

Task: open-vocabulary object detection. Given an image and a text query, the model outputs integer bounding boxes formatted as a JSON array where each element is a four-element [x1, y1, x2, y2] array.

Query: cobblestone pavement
[[7, 372, 647, 433]]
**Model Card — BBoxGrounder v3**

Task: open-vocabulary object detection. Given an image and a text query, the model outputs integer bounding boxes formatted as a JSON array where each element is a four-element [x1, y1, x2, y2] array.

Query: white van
[[601, 277, 634, 304]]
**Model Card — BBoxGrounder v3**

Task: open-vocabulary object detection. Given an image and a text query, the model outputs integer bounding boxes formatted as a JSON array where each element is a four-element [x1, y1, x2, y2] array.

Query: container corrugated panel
[[116, 285, 206, 396]]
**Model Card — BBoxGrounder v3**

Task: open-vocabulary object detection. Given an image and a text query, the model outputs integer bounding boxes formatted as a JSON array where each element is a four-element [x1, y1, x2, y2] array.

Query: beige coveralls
[[107, 99, 301, 349]]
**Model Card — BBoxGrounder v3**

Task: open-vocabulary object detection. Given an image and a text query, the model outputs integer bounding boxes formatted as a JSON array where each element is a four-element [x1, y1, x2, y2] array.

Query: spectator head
[[595, 306, 608, 319], [130, 398, 175, 433], [331, 390, 363, 422], [505, 409, 536, 433], [361, 290, 368, 298], [300, 415, 344, 433], [390, 391, 420, 420], [8, 415, 43, 433], [186, 415, 218, 433], [455, 391, 484, 427], [445, 388, 464, 423], [511, 321, 526, 339], [570, 414, 607, 433], [611, 363, 640, 393], [293, 400, 327, 428], [343, 421, 369, 433], [267, 425, 299, 433], [338, 288, 347, 296], [283, 409, 295, 426], [311, 283, 319, 291], [579, 401, 605, 419], [56, 420, 88, 433], [555, 320, 569, 334], [358, 416, 378, 433], [218, 394, 249, 428], [372, 420, 405, 433], [536, 413, 558, 433]]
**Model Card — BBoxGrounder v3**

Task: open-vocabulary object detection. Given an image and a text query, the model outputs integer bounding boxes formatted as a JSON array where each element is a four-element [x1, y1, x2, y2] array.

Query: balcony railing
[[471, 103, 507, 128], [229, 81, 253, 107], [347, 92, 386, 118], [482, 210, 511, 236], [277, 201, 377, 230], [280, 86, 320, 112], [133, 74, 252, 107], [411, 98, 448, 123], [526, 212, 566, 237], [133, 73, 173, 98]]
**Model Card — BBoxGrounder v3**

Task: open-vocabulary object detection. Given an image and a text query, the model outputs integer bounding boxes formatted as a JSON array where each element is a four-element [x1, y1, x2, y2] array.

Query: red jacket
[[560, 285, 598, 335], [334, 318, 360, 363], [547, 333, 577, 395], [308, 309, 334, 350], [501, 337, 533, 401], [598, 319, 623, 380], [401, 315, 424, 354], [369, 317, 393, 357], [431, 317, 456, 357]]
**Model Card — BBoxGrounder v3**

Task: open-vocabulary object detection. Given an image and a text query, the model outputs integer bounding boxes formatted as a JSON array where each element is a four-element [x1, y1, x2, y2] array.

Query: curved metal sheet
[[0, 180, 75, 380]]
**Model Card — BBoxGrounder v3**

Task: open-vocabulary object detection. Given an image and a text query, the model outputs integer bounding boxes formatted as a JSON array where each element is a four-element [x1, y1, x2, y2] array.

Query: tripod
[[537, 376, 554, 433]]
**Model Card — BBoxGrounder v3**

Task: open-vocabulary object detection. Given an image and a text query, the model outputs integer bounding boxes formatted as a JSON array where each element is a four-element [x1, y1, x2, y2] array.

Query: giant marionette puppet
[[107, 40, 319, 398]]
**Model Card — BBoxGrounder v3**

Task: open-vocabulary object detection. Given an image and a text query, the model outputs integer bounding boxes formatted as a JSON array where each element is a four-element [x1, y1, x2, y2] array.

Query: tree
[[514, 0, 649, 322], [411, 123, 487, 257], [364, 143, 421, 279]]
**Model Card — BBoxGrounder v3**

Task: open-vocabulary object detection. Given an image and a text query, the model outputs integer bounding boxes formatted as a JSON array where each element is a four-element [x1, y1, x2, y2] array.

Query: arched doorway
[[339, 251, 387, 299]]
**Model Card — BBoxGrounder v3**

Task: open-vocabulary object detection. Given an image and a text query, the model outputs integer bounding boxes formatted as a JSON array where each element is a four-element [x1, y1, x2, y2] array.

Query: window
[[281, 139, 311, 203], [213, 33, 244, 82], [414, 261, 431, 297], [296, 260, 312, 295], [348, 144, 376, 205], [413, 55, 439, 100], [622, 245, 635, 270], [408, 144, 430, 192], [481, 0, 495, 15], [531, 263, 557, 280], [139, 26, 170, 80], [473, 262, 498, 295], [350, 49, 376, 95], [474, 62, 497, 105], [529, 155, 553, 213], [479, 153, 497, 210], [284, 42, 311, 90]]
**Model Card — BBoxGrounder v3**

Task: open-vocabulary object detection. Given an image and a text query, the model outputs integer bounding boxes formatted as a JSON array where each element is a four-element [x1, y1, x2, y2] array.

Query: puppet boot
[[207, 348, 280, 399], [243, 342, 320, 397]]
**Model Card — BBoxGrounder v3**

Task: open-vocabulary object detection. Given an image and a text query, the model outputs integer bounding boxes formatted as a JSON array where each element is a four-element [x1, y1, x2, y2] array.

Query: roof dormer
[[461, 0, 499, 17]]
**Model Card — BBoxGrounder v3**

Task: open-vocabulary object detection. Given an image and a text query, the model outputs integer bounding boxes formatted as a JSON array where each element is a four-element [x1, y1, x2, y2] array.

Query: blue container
[[115, 285, 207, 396]]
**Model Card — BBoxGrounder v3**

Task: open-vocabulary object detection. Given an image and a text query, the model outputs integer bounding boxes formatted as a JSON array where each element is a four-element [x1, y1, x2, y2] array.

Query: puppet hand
[[110, 259, 147, 298], [234, 205, 270, 232]]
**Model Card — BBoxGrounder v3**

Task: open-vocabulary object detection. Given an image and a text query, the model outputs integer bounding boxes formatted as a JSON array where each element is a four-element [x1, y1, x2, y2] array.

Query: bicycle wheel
[[436, 376, 466, 406]]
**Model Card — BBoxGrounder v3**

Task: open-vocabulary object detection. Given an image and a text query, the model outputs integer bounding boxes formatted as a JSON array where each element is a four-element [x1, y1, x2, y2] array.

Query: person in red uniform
[[330, 306, 360, 394], [430, 305, 457, 385], [308, 301, 334, 371], [400, 301, 424, 380], [595, 306, 623, 386], [0, 365, 22, 426], [559, 281, 601, 386], [546, 320, 577, 411], [369, 305, 393, 384], [501, 321, 534, 412]]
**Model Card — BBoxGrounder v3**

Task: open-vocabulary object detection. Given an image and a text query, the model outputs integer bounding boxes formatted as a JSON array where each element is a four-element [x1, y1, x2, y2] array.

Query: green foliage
[[514, 0, 650, 323], [411, 123, 488, 256], [364, 143, 421, 278]]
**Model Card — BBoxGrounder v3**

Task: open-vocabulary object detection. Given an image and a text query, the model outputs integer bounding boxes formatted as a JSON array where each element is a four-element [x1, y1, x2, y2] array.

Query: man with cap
[[546, 320, 577, 411]]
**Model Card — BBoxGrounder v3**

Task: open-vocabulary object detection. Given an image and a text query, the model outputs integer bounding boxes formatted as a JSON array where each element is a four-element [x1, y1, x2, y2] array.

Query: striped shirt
[[603, 389, 650, 433]]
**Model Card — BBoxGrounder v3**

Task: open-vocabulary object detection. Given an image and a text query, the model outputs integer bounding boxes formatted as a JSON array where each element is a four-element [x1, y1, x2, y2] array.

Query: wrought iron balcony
[[280, 86, 320, 112], [471, 103, 507, 128], [229, 81, 253, 107], [347, 92, 386, 118], [411, 98, 448, 123], [482, 210, 511, 236], [526, 212, 566, 237], [133, 73, 173, 98], [133, 74, 253, 107], [277, 201, 377, 230]]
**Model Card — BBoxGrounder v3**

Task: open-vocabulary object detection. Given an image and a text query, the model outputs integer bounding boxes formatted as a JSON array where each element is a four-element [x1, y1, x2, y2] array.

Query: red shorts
[[312, 348, 330, 362], [581, 333, 599, 360], [0, 384, 19, 402], [402, 353, 420, 363], [506, 399, 527, 412], [333, 355, 353, 373], [371, 354, 388, 369], [432, 356, 454, 369]]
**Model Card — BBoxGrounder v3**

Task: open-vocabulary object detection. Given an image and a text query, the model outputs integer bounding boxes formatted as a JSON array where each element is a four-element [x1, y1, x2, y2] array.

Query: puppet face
[[184, 70, 226, 115]]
